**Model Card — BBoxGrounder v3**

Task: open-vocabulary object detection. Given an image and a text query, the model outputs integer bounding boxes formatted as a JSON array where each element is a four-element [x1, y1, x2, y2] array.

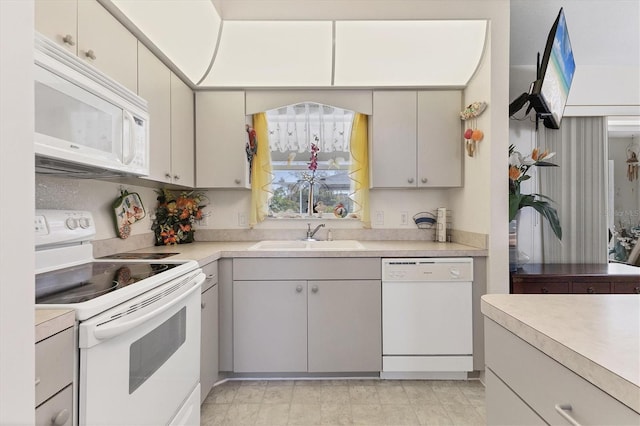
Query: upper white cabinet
[[371, 90, 462, 188], [170, 73, 195, 187], [138, 43, 172, 183], [138, 43, 194, 187], [195, 91, 250, 189], [36, 0, 138, 93]]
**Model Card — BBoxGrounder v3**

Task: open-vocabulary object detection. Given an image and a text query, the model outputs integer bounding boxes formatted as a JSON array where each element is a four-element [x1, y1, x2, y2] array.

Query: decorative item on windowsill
[[509, 144, 562, 270], [460, 101, 487, 157], [112, 189, 146, 239], [151, 188, 208, 246]]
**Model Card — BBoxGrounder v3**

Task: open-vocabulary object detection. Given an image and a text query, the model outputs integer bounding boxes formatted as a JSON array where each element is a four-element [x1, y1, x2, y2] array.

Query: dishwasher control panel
[[382, 258, 473, 282]]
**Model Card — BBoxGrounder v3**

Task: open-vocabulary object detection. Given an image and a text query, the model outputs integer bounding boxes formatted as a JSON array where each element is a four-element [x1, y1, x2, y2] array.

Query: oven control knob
[[65, 217, 79, 230], [79, 217, 91, 229]]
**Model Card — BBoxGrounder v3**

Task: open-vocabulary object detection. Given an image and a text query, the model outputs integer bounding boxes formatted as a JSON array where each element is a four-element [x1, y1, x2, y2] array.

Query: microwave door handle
[[93, 273, 205, 341], [122, 110, 136, 165]]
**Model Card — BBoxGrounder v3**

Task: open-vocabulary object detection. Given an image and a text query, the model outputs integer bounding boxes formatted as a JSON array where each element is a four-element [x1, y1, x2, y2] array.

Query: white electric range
[[35, 209, 204, 426]]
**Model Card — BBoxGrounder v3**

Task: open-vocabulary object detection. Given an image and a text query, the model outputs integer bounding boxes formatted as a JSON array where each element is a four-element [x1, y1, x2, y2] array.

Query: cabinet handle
[[635, 287, 640, 294], [85, 49, 96, 60], [173, 175, 180, 181], [407, 177, 415, 184], [35, 377, 41, 386], [234, 178, 241, 185], [421, 178, 428, 184], [201, 302, 206, 309], [62, 34, 75, 46], [295, 285, 303, 293], [311, 285, 319, 293], [541, 287, 549, 294], [587, 286, 595, 294], [51, 408, 70, 426], [207, 274, 216, 280], [554, 404, 582, 426]]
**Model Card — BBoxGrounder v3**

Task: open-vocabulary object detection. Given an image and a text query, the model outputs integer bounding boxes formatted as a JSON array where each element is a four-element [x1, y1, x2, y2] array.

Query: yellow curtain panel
[[349, 113, 371, 228], [249, 113, 273, 227]]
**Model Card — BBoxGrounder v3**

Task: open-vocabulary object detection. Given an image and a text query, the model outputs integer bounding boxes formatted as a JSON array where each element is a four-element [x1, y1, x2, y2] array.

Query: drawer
[[35, 385, 72, 426], [571, 281, 611, 294], [485, 319, 639, 425], [613, 282, 640, 294], [511, 280, 569, 294], [35, 327, 74, 407], [201, 260, 218, 293], [485, 368, 545, 425]]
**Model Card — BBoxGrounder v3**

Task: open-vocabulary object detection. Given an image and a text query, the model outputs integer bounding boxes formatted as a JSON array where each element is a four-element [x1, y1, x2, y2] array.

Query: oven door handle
[[93, 273, 204, 341]]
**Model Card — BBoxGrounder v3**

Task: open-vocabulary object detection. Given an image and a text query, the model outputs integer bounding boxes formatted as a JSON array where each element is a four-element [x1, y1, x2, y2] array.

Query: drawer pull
[[554, 403, 582, 426], [35, 377, 41, 386], [295, 285, 303, 293], [311, 285, 319, 293], [587, 286, 595, 294], [541, 287, 549, 294], [51, 408, 70, 426], [85, 49, 96, 60], [635, 287, 640, 294], [201, 302, 206, 309]]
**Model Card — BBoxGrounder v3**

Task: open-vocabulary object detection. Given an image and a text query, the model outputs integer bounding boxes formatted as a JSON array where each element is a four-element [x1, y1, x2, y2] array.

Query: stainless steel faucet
[[305, 223, 325, 241]]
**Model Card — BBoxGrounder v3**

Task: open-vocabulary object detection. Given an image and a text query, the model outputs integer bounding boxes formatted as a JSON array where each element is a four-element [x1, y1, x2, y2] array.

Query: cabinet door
[[138, 43, 172, 184], [77, 0, 138, 92], [233, 280, 307, 372], [307, 280, 381, 372], [371, 91, 417, 188], [417, 91, 462, 187], [196, 91, 250, 188], [35, 0, 77, 55], [200, 284, 218, 403], [170, 73, 195, 187]]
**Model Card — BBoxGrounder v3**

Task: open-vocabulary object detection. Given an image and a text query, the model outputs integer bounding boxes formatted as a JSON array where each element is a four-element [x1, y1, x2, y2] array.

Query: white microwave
[[34, 33, 149, 177]]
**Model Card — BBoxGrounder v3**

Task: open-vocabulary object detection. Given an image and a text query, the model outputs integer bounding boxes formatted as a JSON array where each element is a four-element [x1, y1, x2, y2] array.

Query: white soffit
[[199, 21, 333, 87], [334, 20, 487, 87], [110, 0, 220, 84]]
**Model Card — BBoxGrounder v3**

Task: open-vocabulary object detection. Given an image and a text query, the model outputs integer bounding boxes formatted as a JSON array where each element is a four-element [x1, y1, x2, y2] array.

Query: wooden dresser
[[511, 263, 640, 294]]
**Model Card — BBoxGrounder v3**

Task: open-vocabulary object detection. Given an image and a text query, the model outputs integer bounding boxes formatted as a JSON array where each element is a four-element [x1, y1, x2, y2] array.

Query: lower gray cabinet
[[232, 258, 382, 374], [200, 261, 218, 403], [307, 280, 381, 372], [234, 280, 308, 373]]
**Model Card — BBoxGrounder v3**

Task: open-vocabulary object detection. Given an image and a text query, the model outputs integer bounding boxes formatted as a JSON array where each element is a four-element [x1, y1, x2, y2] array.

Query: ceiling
[[104, 0, 488, 88]]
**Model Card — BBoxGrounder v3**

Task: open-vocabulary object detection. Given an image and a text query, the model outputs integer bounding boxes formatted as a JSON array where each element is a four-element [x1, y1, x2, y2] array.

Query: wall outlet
[[375, 211, 384, 225], [400, 211, 408, 225], [238, 212, 248, 227]]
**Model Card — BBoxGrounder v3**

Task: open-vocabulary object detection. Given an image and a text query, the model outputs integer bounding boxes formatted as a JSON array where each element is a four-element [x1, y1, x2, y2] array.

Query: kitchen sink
[[248, 240, 365, 251]]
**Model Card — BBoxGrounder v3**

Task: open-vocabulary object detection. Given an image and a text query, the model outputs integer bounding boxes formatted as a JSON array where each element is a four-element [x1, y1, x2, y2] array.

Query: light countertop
[[481, 294, 640, 412], [35, 309, 74, 343], [123, 240, 487, 266]]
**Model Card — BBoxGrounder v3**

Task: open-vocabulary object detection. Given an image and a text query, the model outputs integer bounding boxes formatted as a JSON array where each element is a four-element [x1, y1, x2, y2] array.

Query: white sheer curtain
[[540, 117, 608, 263], [266, 103, 353, 153]]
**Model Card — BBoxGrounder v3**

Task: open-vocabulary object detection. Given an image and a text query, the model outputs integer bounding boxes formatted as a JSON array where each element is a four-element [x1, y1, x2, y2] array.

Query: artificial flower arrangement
[[151, 188, 207, 245], [509, 144, 562, 240]]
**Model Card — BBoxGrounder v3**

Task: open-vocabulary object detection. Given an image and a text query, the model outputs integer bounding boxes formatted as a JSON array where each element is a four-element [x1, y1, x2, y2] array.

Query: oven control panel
[[35, 209, 96, 247]]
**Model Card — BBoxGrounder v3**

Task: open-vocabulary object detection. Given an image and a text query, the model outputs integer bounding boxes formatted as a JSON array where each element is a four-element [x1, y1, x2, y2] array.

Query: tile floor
[[201, 379, 485, 425]]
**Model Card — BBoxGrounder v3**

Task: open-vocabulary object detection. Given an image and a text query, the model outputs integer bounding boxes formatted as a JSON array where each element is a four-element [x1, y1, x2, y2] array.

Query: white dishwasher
[[382, 258, 473, 379]]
